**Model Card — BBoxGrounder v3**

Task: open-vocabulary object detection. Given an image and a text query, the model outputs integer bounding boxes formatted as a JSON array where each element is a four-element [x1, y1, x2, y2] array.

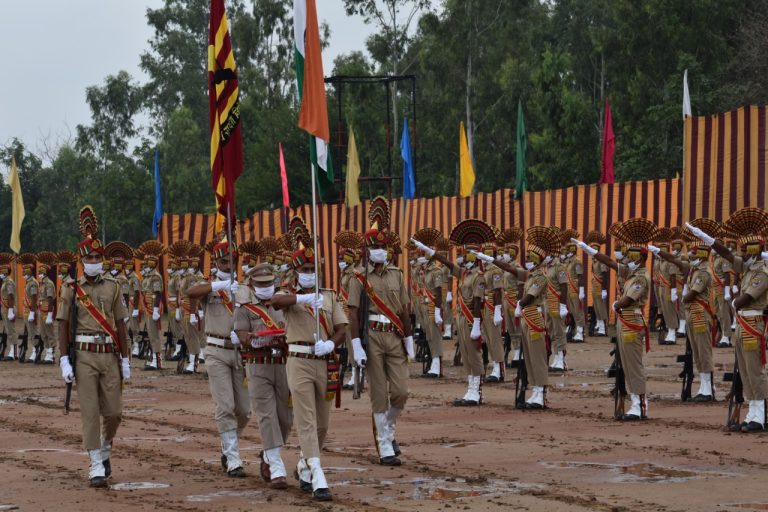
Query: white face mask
[[241, 265, 250, 273], [38, 273, 45, 280], [689, 258, 701, 268], [456, 256, 464, 265], [627, 261, 640, 272], [58, 273, 65, 280], [298, 272, 316, 289], [762, 251, 768, 263], [614, 251, 623, 260], [559, 254, 567, 261], [543, 256, 552, 265], [501, 253, 511, 262], [110, 269, 118, 276], [254, 285, 275, 300], [338, 261, 348, 270], [568, 252, 575, 259], [745, 256, 757, 268], [83, 262, 103, 277], [216, 270, 231, 281], [525, 261, 535, 270], [464, 261, 474, 270], [672, 249, 680, 256], [369, 248, 388, 264], [0, 274, 7, 280], [417, 256, 427, 265]]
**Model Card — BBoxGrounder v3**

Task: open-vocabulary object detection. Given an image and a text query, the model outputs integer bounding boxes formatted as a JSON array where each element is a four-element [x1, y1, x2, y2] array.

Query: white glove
[[410, 239, 435, 257], [514, 303, 522, 318], [572, 238, 597, 257], [470, 317, 482, 339], [190, 313, 199, 326], [60, 355, 74, 383], [404, 335, 415, 360], [685, 222, 715, 246], [732, 285, 739, 294], [198, 309, 205, 319], [313, 337, 335, 357], [762, 251, 768, 263], [647, 244, 661, 255], [682, 284, 689, 297], [28, 311, 35, 323], [558, 303, 568, 319], [471, 250, 495, 264], [434, 307, 443, 325], [131, 309, 139, 318], [578, 287, 585, 301], [230, 330, 240, 346], [211, 279, 229, 292], [152, 307, 160, 321], [229, 281, 239, 295], [724, 287, 731, 300], [45, 312, 53, 325], [351, 337, 366, 367], [121, 357, 131, 382], [7, 308, 14, 321], [601, 289, 608, 300], [446, 291, 453, 303], [670, 288, 678, 303], [493, 304, 503, 326], [296, 293, 324, 310], [123, 317, 130, 324], [175, 308, 181, 321]]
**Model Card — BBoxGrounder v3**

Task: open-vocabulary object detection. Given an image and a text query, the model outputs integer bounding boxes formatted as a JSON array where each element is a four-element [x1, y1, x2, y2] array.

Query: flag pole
[[310, 162, 321, 340]]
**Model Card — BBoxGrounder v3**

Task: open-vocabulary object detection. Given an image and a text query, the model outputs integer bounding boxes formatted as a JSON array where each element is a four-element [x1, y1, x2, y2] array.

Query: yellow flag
[[345, 128, 362, 207], [459, 121, 475, 197], [9, 157, 25, 254]]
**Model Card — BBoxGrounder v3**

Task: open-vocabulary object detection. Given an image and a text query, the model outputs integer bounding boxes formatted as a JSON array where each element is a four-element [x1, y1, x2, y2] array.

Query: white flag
[[682, 69, 692, 119]]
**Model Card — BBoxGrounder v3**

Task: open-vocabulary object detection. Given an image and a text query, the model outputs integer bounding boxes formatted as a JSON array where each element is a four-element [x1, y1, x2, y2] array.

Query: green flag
[[515, 99, 527, 199]]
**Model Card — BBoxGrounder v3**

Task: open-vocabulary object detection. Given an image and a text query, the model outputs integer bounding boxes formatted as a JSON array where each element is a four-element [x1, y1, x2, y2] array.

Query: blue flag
[[401, 117, 415, 199], [152, 149, 163, 237]]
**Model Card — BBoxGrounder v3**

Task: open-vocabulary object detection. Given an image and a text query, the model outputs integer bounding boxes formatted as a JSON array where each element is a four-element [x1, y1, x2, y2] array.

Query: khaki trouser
[[128, 315, 142, 350], [38, 315, 55, 350], [658, 287, 679, 329], [444, 297, 453, 328], [545, 310, 566, 352], [566, 294, 585, 327], [168, 307, 183, 342], [75, 350, 122, 450], [2, 312, 17, 350], [367, 329, 409, 413], [181, 317, 201, 355], [247, 362, 292, 450], [734, 317, 768, 401], [482, 308, 504, 364], [617, 316, 647, 395], [592, 290, 608, 322], [25, 318, 38, 348], [521, 319, 548, 387], [205, 345, 250, 433], [146, 315, 163, 353], [503, 300, 522, 351], [685, 308, 714, 373], [456, 316, 483, 376], [424, 311, 443, 358], [286, 357, 330, 459], [715, 292, 732, 338]]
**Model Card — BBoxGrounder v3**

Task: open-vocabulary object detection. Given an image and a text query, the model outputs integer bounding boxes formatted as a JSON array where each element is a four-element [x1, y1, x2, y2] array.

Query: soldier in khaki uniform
[[498, 230, 524, 363], [137, 241, 166, 370], [585, 231, 609, 336], [412, 229, 444, 379], [235, 261, 292, 489], [178, 243, 204, 374], [656, 241, 682, 343], [188, 239, 250, 476], [712, 240, 733, 347], [18, 253, 39, 363], [544, 242, 569, 371], [0, 253, 18, 360], [561, 232, 586, 342], [439, 242, 454, 340], [55, 251, 78, 355], [476, 226, 561, 408], [333, 232, 364, 389], [688, 209, 768, 432], [272, 216, 347, 501], [575, 218, 658, 421], [478, 241, 505, 382], [167, 254, 184, 360], [35, 252, 58, 364], [125, 254, 143, 357], [57, 205, 130, 487]]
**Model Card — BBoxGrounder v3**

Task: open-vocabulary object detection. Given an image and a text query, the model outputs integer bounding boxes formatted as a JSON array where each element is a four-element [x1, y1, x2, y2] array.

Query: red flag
[[279, 142, 290, 208], [209, 0, 244, 232], [600, 97, 615, 184]]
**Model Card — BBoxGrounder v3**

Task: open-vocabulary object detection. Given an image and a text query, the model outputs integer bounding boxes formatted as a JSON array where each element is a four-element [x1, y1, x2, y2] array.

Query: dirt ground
[[1, 334, 768, 512]]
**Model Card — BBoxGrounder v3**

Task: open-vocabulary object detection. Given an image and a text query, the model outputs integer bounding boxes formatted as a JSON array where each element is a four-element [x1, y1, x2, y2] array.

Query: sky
[[0, 0, 376, 164]]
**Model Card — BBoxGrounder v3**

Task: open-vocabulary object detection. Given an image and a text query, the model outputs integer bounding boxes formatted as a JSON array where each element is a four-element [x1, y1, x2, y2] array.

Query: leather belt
[[75, 334, 113, 344], [206, 336, 235, 350], [288, 343, 313, 354], [368, 314, 391, 324], [739, 310, 763, 317]]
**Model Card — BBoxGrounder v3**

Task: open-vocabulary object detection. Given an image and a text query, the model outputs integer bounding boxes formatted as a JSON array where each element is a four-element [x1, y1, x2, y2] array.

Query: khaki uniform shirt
[[565, 258, 583, 298], [168, 272, 182, 310], [503, 263, 522, 302], [440, 265, 453, 303], [711, 255, 731, 291], [424, 263, 443, 318], [276, 288, 347, 343], [1, 278, 16, 309], [141, 270, 163, 312], [127, 271, 141, 310], [180, 271, 203, 315], [452, 266, 484, 319], [24, 277, 38, 314], [523, 268, 547, 307], [733, 257, 768, 310], [203, 281, 238, 338], [686, 266, 713, 313], [348, 265, 409, 318], [621, 268, 649, 308], [592, 259, 608, 291], [483, 264, 503, 307], [56, 275, 128, 333], [38, 276, 56, 313]]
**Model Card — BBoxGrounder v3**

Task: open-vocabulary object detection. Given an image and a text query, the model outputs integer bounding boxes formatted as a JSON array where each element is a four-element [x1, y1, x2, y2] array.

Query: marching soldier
[[438, 240, 454, 340], [234, 260, 292, 489], [57, 206, 130, 487], [413, 228, 444, 379], [561, 232, 586, 342], [137, 241, 166, 370], [688, 208, 768, 432], [56, 251, 78, 356], [179, 243, 204, 374], [656, 231, 682, 343], [126, 252, 143, 357], [481, 240, 505, 382], [18, 253, 39, 363], [713, 232, 735, 347], [585, 231, 609, 336], [35, 252, 58, 364], [499, 228, 524, 363], [574, 218, 658, 420], [544, 234, 569, 371], [333, 231, 364, 389], [187, 238, 250, 475], [271, 216, 347, 501], [167, 253, 185, 360], [670, 232, 688, 337], [0, 253, 18, 361]]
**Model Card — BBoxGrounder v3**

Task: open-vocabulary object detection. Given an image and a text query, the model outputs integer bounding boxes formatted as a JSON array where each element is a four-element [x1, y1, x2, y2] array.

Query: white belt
[[288, 344, 314, 354], [739, 310, 763, 318], [206, 336, 233, 348], [369, 314, 391, 324], [75, 334, 113, 344]]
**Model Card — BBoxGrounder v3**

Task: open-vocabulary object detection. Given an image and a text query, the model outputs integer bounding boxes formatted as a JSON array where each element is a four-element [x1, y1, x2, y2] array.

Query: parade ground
[[0, 335, 766, 512]]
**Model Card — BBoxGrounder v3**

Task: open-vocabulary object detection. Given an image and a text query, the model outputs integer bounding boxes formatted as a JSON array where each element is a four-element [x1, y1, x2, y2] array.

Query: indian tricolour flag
[[294, 0, 334, 200]]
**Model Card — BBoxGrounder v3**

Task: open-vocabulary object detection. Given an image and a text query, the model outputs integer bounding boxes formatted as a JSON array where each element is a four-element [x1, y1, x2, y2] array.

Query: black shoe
[[392, 439, 401, 456], [620, 413, 641, 421], [294, 469, 312, 492], [342, 383, 353, 390], [728, 422, 743, 432], [525, 402, 544, 410], [103, 458, 111, 478], [379, 455, 401, 466], [423, 373, 439, 379], [259, 451, 271, 483], [452, 398, 467, 406], [741, 421, 765, 433], [485, 375, 499, 383], [143, 364, 158, 371], [90, 476, 108, 488], [692, 394, 713, 403], [312, 488, 332, 501], [227, 466, 246, 478], [221, 454, 227, 471], [462, 399, 479, 406]]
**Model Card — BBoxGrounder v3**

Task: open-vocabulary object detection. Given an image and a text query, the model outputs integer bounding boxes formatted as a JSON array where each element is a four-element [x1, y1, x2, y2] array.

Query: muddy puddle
[[542, 461, 733, 483], [187, 490, 265, 503], [335, 476, 539, 501], [111, 482, 171, 490], [14, 448, 72, 454]]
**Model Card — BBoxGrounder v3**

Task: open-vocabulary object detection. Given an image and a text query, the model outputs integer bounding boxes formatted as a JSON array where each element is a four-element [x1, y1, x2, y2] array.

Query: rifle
[[18, 324, 28, 362], [64, 295, 77, 415], [677, 334, 694, 402], [0, 331, 6, 361], [724, 351, 744, 431], [354, 259, 370, 400], [608, 336, 627, 419], [514, 341, 528, 409], [337, 343, 349, 388], [33, 335, 43, 364], [502, 331, 512, 368]]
